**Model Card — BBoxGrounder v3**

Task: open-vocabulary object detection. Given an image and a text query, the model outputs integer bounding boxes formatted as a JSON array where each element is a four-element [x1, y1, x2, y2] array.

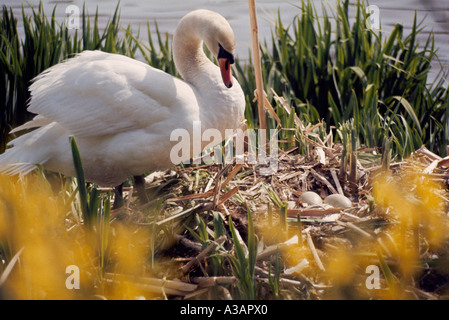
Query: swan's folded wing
[[27, 51, 191, 138], [9, 115, 53, 133]]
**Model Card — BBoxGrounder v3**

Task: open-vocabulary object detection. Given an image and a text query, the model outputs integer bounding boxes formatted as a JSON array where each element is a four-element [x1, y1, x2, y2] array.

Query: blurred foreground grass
[[0, 172, 160, 299], [1, 152, 449, 299], [1, 0, 449, 300]]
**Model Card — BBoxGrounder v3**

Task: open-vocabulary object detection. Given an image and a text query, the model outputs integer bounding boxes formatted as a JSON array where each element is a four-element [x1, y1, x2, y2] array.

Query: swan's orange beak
[[219, 57, 233, 88], [218, 43, 234, 89]]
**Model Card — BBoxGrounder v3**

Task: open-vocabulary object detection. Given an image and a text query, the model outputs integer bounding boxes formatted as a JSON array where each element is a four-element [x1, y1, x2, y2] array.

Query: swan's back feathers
[[28, 51, 193, 138], [0, 10, 246, 186]]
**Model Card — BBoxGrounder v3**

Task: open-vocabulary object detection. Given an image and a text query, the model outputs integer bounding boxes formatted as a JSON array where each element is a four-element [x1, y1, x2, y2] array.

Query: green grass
[[228, 209, 257, 299], [235, 0, 449, 158], [1, 0, 449, 301], [0, 2, 139, 153], [2, 0, 449, 158]]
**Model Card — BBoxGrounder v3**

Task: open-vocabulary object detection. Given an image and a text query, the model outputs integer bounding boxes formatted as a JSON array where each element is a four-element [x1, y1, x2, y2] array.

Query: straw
[[248, 0, 266, 130]]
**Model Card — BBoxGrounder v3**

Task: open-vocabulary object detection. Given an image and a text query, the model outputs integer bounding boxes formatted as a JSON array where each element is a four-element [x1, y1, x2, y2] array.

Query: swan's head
[[216, 43, 235, 88], [175, 10, 236, 88], [202, 12, 236, 88]]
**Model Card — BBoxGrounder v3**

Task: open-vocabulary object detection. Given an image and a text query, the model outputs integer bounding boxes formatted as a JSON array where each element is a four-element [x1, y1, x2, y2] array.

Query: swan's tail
[[0, 156, 39, 176], [0, 125, 54, 177]]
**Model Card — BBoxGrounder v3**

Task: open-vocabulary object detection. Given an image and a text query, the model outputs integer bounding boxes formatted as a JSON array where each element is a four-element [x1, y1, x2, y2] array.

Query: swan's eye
[[218, 43, 234, 64]]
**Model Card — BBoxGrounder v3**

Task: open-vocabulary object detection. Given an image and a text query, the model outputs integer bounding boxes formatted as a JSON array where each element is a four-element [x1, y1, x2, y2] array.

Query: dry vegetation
[[114, 120, 449, 300], [1, 0, 449, 300]]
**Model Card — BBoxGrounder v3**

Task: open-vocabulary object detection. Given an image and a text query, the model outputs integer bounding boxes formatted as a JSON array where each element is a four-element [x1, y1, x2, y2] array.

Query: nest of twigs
[[106, 117, 449, 300]]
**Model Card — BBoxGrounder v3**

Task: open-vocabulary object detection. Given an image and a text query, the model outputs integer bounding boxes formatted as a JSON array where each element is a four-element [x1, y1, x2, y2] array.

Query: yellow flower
[[0, 174, 157, 300], [373, 170, 449, 279]]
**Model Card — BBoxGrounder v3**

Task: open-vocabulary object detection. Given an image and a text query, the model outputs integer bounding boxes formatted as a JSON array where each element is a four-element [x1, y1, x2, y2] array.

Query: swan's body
[[0, 10, 245, 187]]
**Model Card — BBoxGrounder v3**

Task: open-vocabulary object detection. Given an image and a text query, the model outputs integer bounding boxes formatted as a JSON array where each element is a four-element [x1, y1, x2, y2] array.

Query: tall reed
[[235, 0, 449, 157]]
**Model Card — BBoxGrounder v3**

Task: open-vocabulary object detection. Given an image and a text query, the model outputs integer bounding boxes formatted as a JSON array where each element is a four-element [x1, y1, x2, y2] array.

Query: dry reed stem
[[155, 203, 203, 226], [305, 230, 325, 272], [180, 235, 227, 274], [191, 276, 238, 288], [222, 164, 243, 188], [105, 273, 197, 292], [310, 169, 338, 194], [0, 247, 23, 287], [248, 0, 266, 131], [256, 235, 299, 261]]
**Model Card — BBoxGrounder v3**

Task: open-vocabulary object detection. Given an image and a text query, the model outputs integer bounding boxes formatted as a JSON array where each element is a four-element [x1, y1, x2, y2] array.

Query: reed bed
[[235, 0, 449, 158], [1, 0, 449, 300]]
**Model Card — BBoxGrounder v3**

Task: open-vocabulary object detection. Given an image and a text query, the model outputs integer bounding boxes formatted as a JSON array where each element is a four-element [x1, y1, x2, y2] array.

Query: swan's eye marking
[[218, 43, 234, 65]]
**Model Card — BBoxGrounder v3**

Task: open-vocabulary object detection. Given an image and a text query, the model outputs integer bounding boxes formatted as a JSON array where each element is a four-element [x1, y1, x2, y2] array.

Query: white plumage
[[0, 10, 245, 187]]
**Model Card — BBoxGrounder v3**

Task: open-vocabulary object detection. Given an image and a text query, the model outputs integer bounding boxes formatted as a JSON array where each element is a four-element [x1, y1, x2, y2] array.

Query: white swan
[[0, 10, 245, 188]]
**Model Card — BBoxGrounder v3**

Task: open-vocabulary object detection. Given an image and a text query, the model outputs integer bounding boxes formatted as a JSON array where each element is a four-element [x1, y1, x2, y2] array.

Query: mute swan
[[0, 10, 245, 191]]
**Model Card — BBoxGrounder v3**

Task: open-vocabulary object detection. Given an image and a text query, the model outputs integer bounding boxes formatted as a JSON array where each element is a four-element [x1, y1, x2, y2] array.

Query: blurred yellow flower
[[373, 170, 449, 287], [0, 173, 156, 300], [0, 173, 92, 299]]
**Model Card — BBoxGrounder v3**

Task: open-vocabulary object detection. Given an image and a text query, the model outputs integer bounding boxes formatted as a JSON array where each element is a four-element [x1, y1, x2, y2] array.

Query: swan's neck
[[173, 19, 216, 87]]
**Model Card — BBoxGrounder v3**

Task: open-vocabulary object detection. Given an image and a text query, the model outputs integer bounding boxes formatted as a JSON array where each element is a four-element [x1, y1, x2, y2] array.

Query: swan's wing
[[9, 115, 53, 133], [27, 51, 192, 137]]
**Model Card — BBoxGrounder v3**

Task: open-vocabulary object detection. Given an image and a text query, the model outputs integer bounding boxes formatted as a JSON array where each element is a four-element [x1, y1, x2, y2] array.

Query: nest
[[107, 119, 449, 300]]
